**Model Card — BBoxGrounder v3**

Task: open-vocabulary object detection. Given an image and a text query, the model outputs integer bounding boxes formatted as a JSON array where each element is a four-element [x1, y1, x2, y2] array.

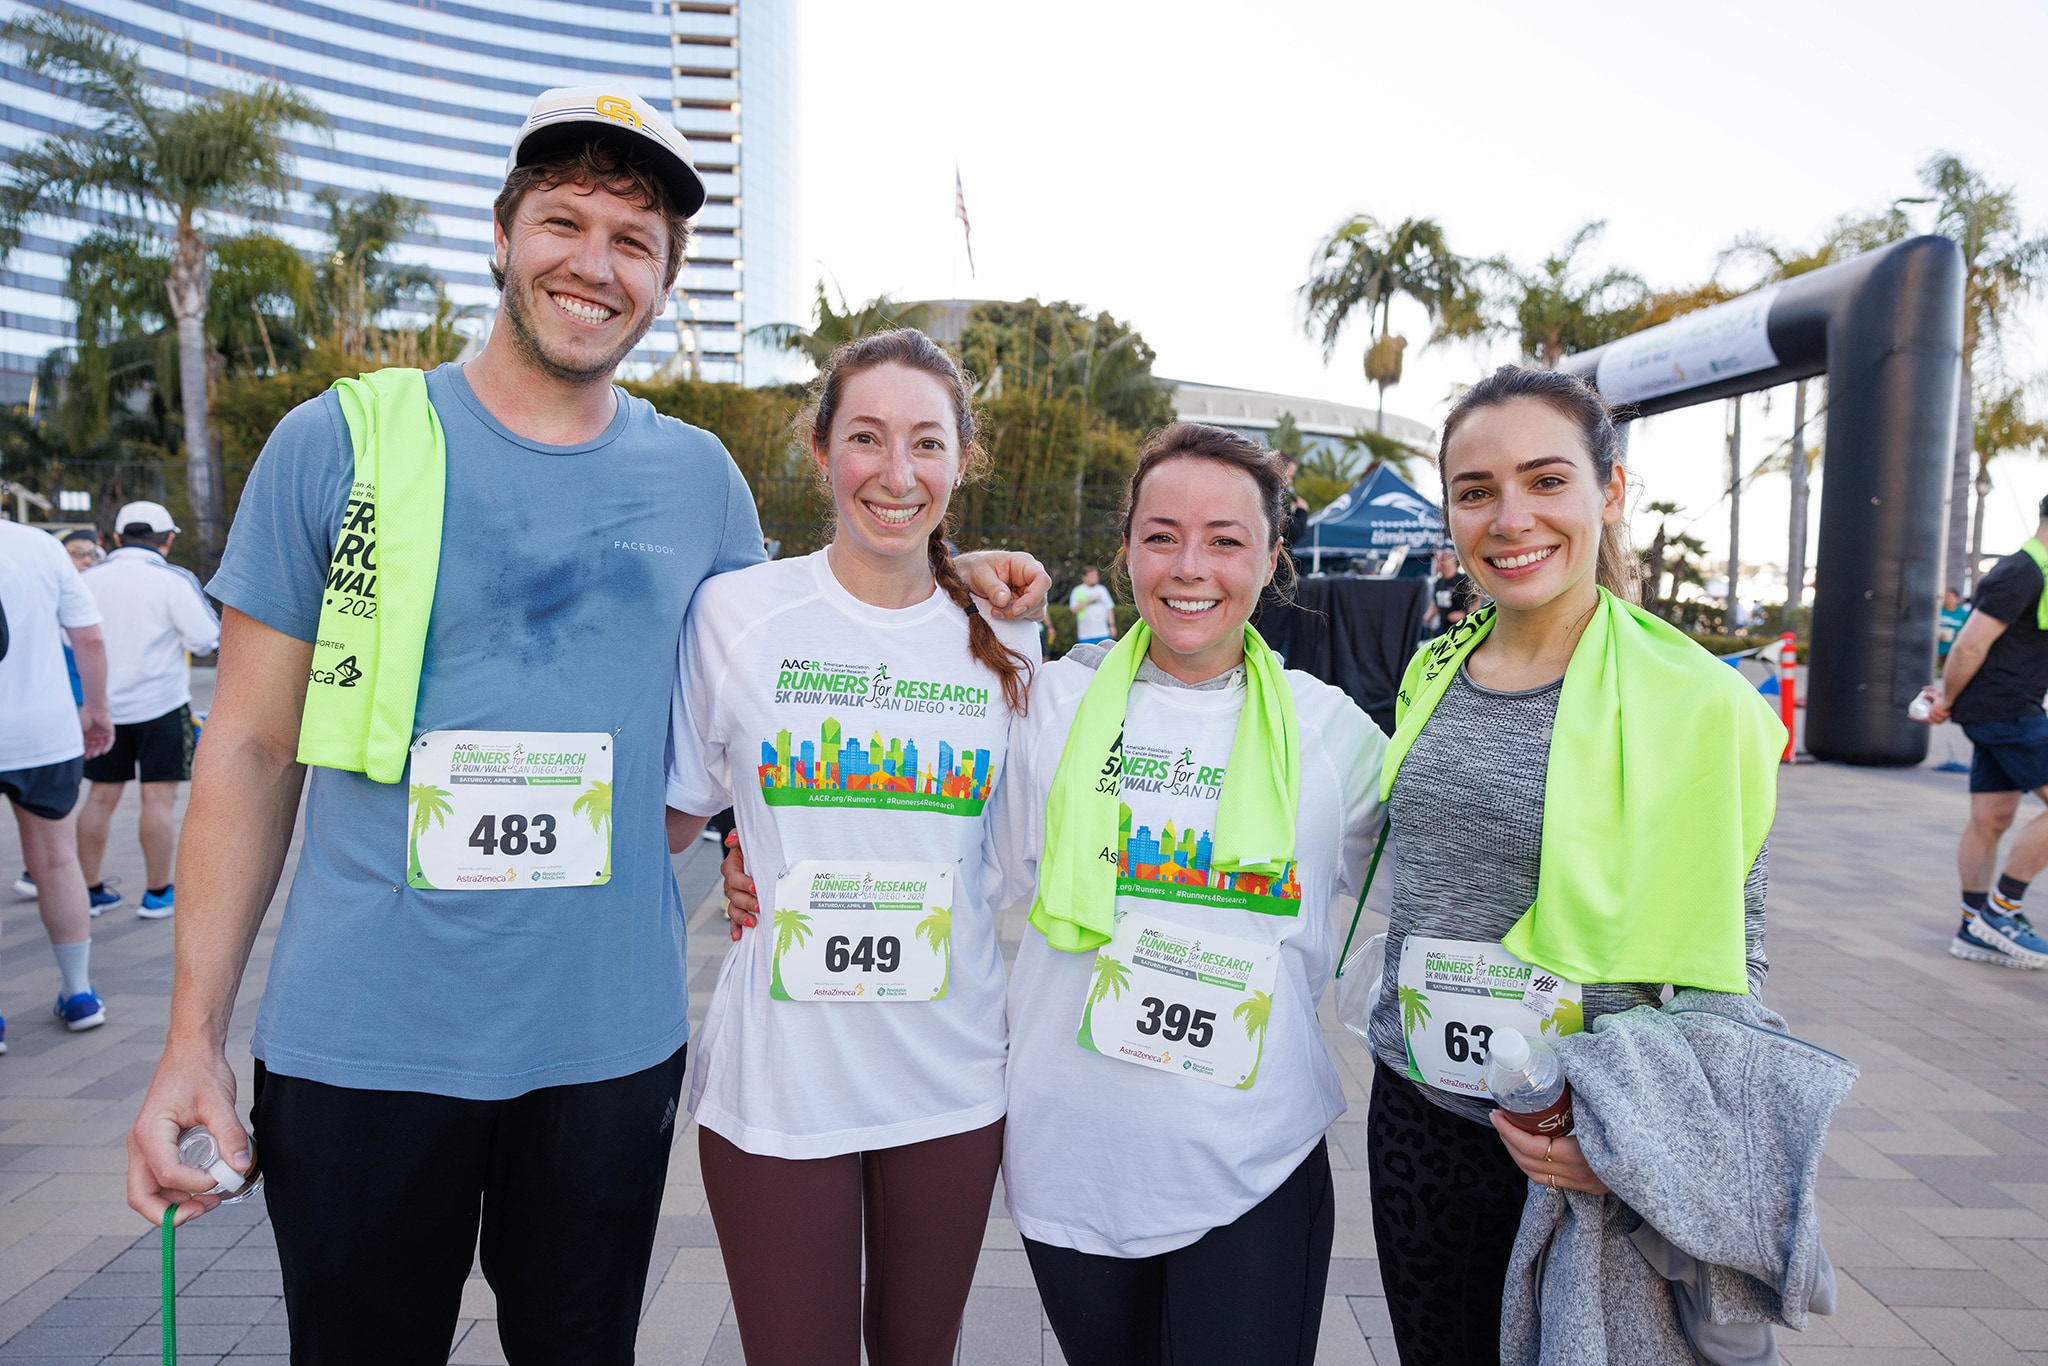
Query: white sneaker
[[10, 871, 32, 900]]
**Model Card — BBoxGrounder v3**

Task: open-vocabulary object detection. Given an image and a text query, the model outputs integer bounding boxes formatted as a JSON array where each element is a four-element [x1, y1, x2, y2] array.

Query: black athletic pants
[[1367, 1061, 1528, 1366], [252, 1043, 689, 1366], [1024, 1138, 1334, 1366]]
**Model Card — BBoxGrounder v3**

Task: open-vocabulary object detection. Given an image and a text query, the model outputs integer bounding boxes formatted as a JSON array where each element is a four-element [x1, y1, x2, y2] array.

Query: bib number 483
[[467, 813, 558, 857]]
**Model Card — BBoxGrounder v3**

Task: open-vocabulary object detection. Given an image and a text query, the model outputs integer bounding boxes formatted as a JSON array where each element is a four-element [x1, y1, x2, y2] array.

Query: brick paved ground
[[0, 684, 2041, 1363]]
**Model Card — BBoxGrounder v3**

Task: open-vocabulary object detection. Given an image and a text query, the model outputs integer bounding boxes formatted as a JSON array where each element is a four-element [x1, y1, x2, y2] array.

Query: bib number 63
[[1135, 997, 1216, 1048], [1442, 1019, 1493, 1066]]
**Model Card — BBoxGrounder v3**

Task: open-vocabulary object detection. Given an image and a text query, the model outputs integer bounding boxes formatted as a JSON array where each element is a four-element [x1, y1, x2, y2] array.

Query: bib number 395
[[406, 730, 612, 890], [1078, 912, 1280, 1090]]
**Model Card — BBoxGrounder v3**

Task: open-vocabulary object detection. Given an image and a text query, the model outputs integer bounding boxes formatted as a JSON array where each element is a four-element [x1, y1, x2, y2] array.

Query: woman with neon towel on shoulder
[[1366, 365, 1784, 1364], [986, 424, 1390, 1366]]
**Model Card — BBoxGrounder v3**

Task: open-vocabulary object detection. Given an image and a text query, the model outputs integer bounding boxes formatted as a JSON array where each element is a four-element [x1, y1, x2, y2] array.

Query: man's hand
[[1490, 1113, 1609, 1195], [955, 550, 1050, 620], [79, 702, 114, 759], [126, 1041, 251, 1227], [1927, 685, 1954, 725]]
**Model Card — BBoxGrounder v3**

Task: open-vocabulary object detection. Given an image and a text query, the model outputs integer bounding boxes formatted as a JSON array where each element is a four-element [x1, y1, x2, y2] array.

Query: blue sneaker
[[54, 989, 106, 1031], [87, 881, 120, 916], [138, 885, 174, 920], [0, 1015, 9, 1054], [1962, 906, 2048, 968]]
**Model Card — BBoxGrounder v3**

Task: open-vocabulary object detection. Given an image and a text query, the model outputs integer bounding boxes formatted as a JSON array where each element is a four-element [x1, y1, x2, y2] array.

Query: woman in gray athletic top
[[1363, 365, 1781, 1366]]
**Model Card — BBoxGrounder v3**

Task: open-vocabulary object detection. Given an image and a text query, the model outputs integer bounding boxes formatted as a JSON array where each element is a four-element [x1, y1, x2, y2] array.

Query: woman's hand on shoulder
[[1489, 1112, 1610, 1196], [721, 832, 759, 943]]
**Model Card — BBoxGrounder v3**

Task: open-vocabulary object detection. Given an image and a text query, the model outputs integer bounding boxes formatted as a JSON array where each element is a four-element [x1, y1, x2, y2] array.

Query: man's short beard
[[498, 261, 655, 385]]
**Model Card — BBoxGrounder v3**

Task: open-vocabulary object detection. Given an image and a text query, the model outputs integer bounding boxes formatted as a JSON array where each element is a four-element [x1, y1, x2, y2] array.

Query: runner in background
[[0, 517, 114, 1041], [1938, 587, 1968, 665], [75, 502, 220, 919], [10, 532, 100, 904], [1069, 564, 1117, 645], [1366, 366, 1778, 1363], [987, 425, 1387, 1366], [1925, 494, 2048, 969], [667, 329, 1036, 1366], [122, 87, 1049, 1364]]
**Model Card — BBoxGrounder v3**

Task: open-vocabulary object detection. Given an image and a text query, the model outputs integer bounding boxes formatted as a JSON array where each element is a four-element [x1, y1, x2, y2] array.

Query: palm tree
[[311, 187, 441, 358], [914, 904, 952, 999], [1301, 215, 1470, 431], [0, 9, 324, 573], [1912, 155, 2048, 595], [1541, 998, 1583, 1039], [750, 282, 935, 371], [1476, 222, 1648, 369], [1232, 989, 1273, 1091], [407, 783, 453, 885], [1721, 211, 1907, 606], [769, 907, 813, 999], [1972, 384, 2048, 579], [1396, 983, 1432, 1038], [1079, 953, 1133, 1052], [573, 780, 613, 881]]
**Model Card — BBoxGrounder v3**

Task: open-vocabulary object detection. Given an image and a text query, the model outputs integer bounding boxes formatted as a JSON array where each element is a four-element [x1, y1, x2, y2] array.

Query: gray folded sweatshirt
[[1501, 988, 1858, 1366]]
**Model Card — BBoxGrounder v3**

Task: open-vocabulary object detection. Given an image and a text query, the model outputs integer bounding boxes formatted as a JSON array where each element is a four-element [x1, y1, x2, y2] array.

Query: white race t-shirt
[[82, 546, 220, 724], [989, 652, 1387, 1257], [0, 520, 102, 770], [667, 550, 1037, 1158], [1069, 583, 1115, 641]]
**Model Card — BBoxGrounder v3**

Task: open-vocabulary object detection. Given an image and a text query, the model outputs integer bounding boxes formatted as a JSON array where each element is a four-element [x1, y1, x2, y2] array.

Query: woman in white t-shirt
[[988, 424, 1388, 1366], [665, 328, 1037, 1366]]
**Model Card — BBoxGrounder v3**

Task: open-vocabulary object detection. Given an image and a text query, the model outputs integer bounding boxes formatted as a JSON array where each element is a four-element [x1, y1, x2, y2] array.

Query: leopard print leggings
[[1368, 1062, 1529, 1365]]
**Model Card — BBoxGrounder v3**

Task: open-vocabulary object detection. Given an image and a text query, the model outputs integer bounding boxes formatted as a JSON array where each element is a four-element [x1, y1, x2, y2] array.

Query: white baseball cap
[[115, 500, 179, 534], [507, 86, 706, 219]]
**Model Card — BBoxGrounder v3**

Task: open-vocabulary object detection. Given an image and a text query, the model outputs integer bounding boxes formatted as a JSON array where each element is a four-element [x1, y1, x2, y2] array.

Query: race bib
[[770, 860, 953, 1002], [1397, 936, 1582, 1097], [1077, 911, 1280, 1089], [405, 730, 613, 890]]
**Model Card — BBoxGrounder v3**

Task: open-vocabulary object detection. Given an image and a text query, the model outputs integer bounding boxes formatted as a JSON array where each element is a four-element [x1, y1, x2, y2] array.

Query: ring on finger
[[1545, 1138, 1555, 1164], [1546, 1173, 1557, 1189]]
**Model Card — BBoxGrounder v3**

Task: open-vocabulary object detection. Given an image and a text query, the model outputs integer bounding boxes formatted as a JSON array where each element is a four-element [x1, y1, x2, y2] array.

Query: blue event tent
[[1296, 464, 1445, 571]]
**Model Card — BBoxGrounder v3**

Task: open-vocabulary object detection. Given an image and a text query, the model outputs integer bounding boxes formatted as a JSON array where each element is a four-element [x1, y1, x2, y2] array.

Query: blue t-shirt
[[209, 363, 765, 1098]]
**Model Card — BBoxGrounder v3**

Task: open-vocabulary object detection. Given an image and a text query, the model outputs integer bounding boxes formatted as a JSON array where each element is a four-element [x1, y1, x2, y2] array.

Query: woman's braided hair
[[798, 327, 1032, 715]]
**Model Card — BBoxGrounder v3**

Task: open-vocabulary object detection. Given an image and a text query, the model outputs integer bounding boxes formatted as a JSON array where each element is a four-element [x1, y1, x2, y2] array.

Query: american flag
[[955, 166, 976, 278]]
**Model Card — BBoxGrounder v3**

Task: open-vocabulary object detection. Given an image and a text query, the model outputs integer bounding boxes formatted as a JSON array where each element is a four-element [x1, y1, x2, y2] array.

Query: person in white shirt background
[[0, 516, 116, 1043], [1068, 564, 1117, 645], [73, 502, 219, 920]]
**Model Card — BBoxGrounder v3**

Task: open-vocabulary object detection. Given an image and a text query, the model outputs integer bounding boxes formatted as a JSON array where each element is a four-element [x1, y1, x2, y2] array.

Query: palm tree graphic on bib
[[915, 903, 952, 998], [407, 783, 452, 884], [573, 781, 612, 881], [1080, 953, 1133, 1052], [770, 906, 814, 998]]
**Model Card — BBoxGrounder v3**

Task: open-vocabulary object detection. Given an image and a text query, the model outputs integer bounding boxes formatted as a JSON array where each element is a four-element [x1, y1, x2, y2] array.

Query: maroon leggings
[[700, 1118, 1005, 1366]]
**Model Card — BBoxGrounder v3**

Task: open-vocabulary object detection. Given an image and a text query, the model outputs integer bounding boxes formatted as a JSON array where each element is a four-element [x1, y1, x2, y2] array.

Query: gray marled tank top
[[1366, 667, 1769, 1125]]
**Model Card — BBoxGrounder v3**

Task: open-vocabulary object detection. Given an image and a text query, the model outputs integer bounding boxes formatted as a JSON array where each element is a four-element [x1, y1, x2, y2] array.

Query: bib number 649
[[1135, 997, 1216, 1048]]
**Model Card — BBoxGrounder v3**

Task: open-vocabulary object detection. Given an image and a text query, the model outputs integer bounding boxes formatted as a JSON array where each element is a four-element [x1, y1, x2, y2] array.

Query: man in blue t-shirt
[[1930, 493, 2048, 972], [123, 86, 1046, 1363]]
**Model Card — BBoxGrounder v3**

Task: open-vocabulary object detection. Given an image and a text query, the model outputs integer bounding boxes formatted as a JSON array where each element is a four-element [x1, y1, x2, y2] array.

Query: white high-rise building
[[0, 0, 799, 399]]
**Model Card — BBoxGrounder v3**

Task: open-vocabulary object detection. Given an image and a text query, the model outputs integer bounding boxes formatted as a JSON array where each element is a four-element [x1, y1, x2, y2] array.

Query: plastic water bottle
[[177, 1125, 260, 1204], [1483, 1026, 1575, 1136], [1908, 687, 1937, 723]]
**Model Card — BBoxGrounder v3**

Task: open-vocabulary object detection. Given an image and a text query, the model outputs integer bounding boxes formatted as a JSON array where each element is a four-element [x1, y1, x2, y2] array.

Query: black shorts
[[0, 756, 85, 820], [83, 703, 193, 784], [1963, 715, 2048, 794]]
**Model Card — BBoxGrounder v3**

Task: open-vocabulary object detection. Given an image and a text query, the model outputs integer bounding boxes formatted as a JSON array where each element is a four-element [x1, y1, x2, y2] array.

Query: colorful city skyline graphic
[[758, 718, 995, 816], [1117, 802, 1302, 915]]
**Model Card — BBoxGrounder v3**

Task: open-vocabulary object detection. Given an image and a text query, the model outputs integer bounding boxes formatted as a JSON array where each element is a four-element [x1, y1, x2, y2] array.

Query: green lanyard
[[162, 1205, 177, 1365], [1333, 822, 1391, 977]]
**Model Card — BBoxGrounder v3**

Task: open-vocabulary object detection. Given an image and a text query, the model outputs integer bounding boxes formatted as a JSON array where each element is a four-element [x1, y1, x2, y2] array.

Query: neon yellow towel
[[2019, 540, 2048, 629], [297, 368, 446, 784], [1031, 623, 1300, 952], [1382, 590, 1784, 992]]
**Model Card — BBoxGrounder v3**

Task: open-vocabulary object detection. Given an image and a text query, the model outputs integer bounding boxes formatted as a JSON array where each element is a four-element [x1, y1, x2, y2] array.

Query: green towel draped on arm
[[1381, 589, 1785, 993], [1030, 623, 1300, 953], [296, 368, 446, 784]]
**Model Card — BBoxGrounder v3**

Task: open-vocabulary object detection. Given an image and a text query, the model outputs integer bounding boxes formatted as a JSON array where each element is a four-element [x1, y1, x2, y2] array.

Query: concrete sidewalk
[[1, 705, 2046, 1362]]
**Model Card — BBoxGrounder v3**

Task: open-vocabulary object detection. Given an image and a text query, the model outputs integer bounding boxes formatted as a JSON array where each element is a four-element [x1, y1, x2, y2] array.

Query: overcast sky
[[788, 0, 2048, 589]]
